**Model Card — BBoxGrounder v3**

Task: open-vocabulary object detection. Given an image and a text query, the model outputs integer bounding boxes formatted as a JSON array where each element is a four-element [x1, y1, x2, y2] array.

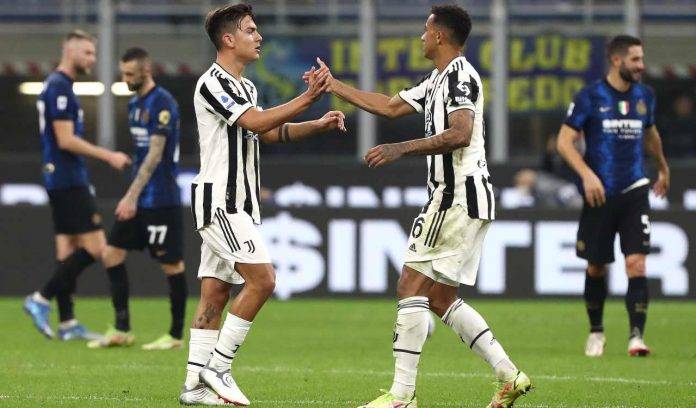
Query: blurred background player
[[307, 5, 531, 408], [87, 47, 187, 351], [557, 34, 670, 357], [23, 30, 131, 341], [179, 4, 346, 405]]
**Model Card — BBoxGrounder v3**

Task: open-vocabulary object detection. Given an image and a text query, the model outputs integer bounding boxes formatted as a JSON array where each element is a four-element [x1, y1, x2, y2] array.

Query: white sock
[[389, 296, 429, 400], [32, 291, 49, 305], [208, 313, 252, 371], [442, 299, 517, 381], [185, 328, 218, 388]]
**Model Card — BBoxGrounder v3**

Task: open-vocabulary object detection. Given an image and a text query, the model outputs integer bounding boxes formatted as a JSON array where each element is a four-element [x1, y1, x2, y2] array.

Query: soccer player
[[305, 5, 531, 408], [87, 47, 187, 351], [557, 35, 670, 357], [23, 30, 131, 340], [179, 4, 345, 405]]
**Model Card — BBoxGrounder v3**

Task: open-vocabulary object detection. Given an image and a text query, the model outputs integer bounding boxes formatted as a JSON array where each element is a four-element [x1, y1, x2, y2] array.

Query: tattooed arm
[[114, 134, 166, 220], [364, 109, 474, 168]]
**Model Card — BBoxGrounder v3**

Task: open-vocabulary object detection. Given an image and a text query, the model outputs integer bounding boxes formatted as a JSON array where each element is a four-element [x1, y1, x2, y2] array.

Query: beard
[[75, 64, 90, 75], [126, 81, 144, 92], [619, 65, 640, 83]]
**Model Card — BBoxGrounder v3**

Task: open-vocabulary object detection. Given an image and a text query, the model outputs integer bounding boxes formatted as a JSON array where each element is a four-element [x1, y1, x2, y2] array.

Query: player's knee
[[625, 256, 646, 277], [102, 245, 126, 267], [257, 272, 276, 297], [427, 296, 452, 318], [161, 261, 185, 275], [587, 264, 608, 278]]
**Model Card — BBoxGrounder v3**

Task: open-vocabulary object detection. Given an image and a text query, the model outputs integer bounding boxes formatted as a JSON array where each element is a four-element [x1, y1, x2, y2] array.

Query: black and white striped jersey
[[191, 63, 262, 229], [398, 56, 494, 220]]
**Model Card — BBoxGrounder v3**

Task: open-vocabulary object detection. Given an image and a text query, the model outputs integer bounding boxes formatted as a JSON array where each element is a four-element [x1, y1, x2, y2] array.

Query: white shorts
[[403, 205, 491, 287], [197, 208, 271, 285]]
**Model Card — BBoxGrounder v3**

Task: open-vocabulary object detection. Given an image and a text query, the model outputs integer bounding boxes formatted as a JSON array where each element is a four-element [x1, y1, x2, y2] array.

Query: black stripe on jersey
[[440, 98, 455, 211], [232, 78, 258, 219], [240, 134, 253, 215], [200, 83, 231, 119], [482, 175, 492, 220], [253, 139, 261, 214], [216, 77, 248, 105], [225, 125, 239, 215], [191, 183, 198, 227], [465, 176, 479, 219], [203, 182, 213, 225]]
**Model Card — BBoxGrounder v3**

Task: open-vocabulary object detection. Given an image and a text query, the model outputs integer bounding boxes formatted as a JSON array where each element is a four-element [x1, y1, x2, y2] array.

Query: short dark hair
[[121, 47, 149, 63], [65, 29, 95, 43], [430, 4, 472, 47], [205, 4, 255, 50], [606, 35, 642, 59]]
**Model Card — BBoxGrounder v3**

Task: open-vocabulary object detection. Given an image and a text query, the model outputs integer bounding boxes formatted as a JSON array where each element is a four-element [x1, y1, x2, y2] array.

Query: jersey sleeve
[[44, 81, 76, 121], [644, 86, 656, 128], [398, 73, 430, 113], [150, 95, 177, 138], [443, 69, 479, 115], [198, 76, 253, 126], [564, 88, 591, 131]]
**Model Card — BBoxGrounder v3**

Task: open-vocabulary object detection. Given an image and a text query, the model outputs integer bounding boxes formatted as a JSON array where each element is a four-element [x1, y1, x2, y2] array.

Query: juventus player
[[307, 5, 531, 408], [179, 4, 345, 405]]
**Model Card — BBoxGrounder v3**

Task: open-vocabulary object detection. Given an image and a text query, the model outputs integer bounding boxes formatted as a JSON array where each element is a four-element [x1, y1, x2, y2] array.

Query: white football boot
[[179, 383, 230, 406], [199, 364, 250, 406], [627, 336, 651, 357], [584, 332, 606, 357]]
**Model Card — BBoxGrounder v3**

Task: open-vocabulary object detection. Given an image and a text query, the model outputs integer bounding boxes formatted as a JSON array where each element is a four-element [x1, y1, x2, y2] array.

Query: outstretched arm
[[364, 109, 473, 168], [258, 111, 346, 144], [304, 58, 417, 119], [236, 67, 331, 134], [114, 134, 166, 220], [643, 125, 670, 197]]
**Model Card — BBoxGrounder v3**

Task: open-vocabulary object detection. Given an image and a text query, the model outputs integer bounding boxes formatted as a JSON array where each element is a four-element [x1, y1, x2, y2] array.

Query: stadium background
[[1, 0, 695, 300]]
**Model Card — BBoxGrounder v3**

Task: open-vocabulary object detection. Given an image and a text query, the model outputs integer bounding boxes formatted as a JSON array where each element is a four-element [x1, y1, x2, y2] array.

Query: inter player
[[87, 47, 187, 351], [23, 30, 131, 340], [178, 4, 345, 405], [306, 5, 531, 408], [557, 35, 670, 357]]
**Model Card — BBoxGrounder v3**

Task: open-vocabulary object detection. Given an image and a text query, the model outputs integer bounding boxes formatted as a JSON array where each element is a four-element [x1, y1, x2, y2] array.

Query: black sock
[[51, 260, 74, 323], [107, 263, 130, 332], [40, 249, 95, 300], [167, 273, 187, 339], [626, 276, 649, 338], [584, 271, 607, 333]]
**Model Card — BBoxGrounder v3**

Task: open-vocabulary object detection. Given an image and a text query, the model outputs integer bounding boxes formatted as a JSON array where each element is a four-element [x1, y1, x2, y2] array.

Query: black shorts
[[576, 184, 651, 264], [108, 206, 184, 264], [48, 186, 102, 235]]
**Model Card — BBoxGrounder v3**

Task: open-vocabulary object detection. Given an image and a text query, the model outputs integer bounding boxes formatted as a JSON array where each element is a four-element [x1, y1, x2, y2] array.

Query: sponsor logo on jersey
[[618, 100, 629, 115], [599, 106, 611, 113]]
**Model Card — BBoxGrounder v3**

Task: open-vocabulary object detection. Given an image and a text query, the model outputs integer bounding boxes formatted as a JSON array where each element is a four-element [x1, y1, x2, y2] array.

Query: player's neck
[[433, 49, 461, 72], [56, 62, 76, 80], [137, 79, 156, 97], [606, 71, 631, 93], [215, 54, 245, 80]]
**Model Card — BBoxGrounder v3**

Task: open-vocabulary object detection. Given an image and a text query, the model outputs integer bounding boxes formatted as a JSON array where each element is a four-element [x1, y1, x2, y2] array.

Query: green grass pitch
[[1, 297, 695, 407]]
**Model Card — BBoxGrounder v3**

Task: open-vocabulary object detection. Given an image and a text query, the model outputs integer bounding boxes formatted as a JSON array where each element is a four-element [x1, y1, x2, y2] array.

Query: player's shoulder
[[43, 71, 73, 93], [153, 86, 178, 109], [634, 83, 655, 99], [574, 79, 603, 101], [240, 77, 257, 90]]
